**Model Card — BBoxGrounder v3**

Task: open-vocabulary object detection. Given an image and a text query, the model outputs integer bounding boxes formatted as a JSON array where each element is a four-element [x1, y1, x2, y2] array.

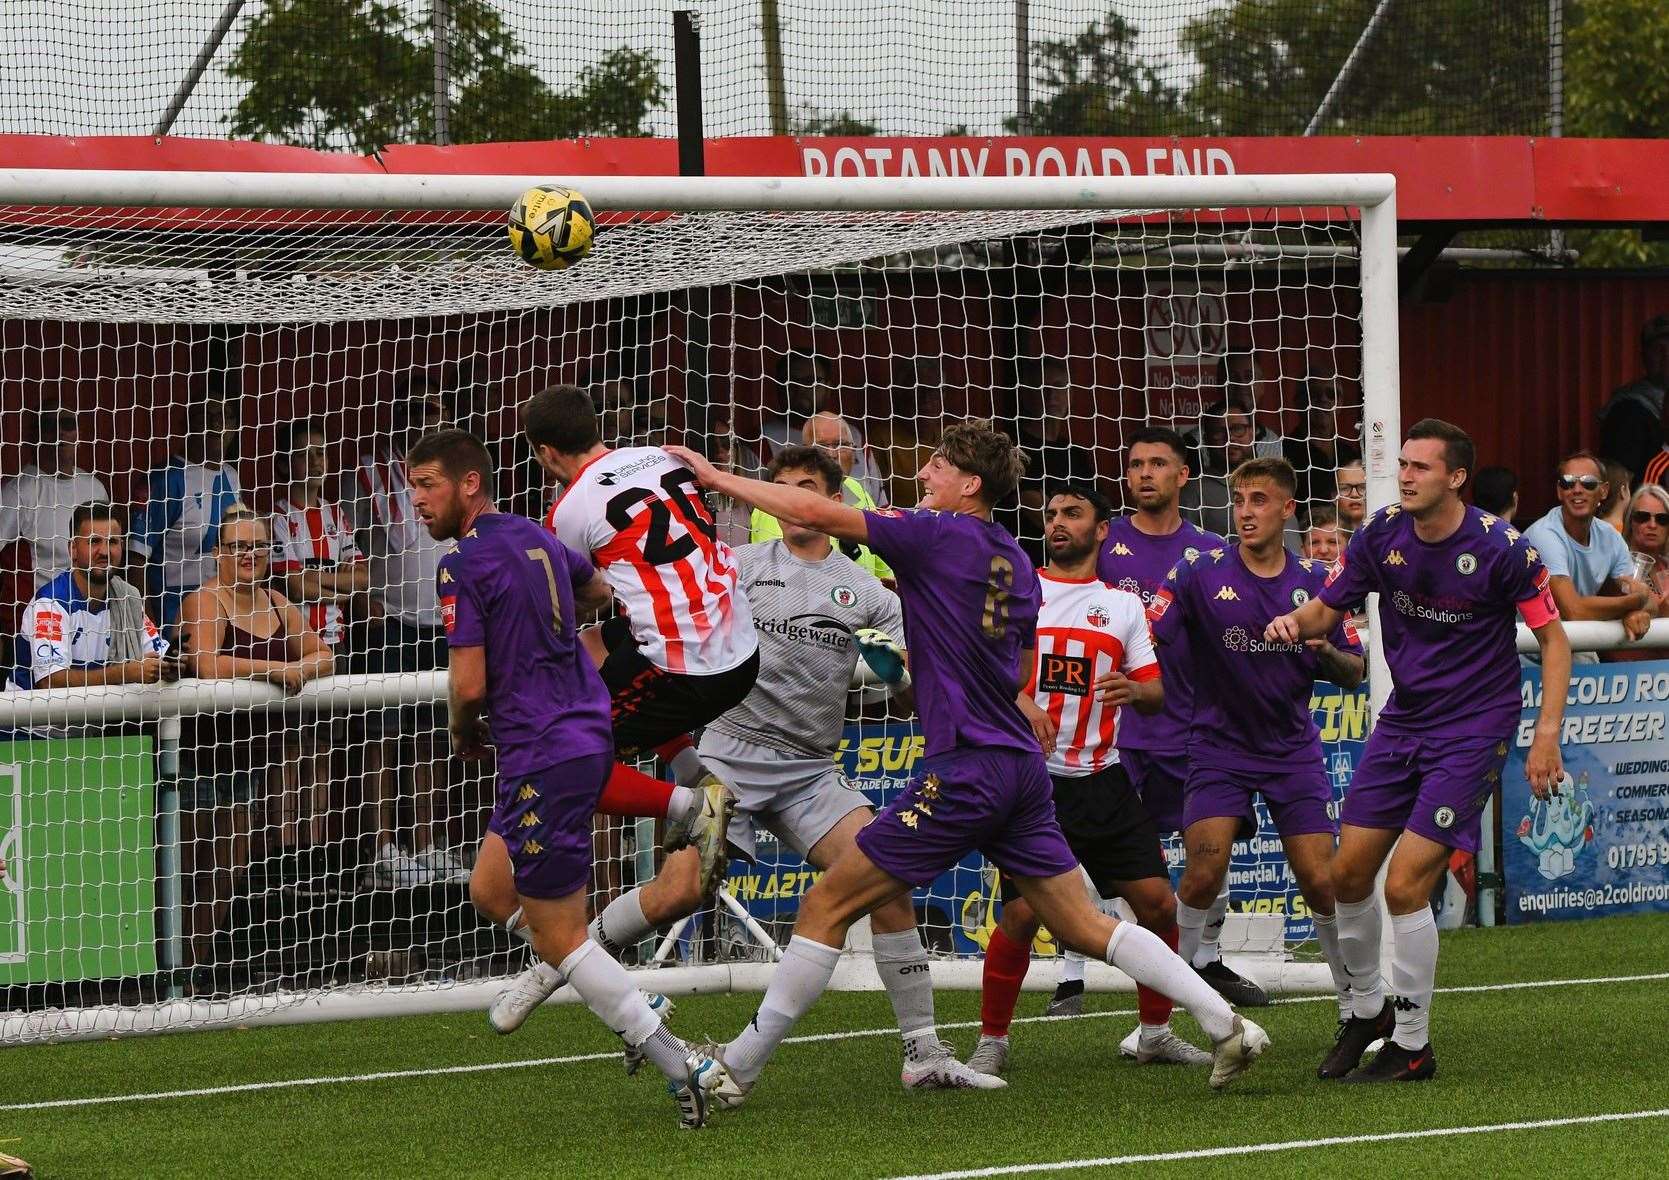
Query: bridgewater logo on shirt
[[1214, 585, 1240, 602]]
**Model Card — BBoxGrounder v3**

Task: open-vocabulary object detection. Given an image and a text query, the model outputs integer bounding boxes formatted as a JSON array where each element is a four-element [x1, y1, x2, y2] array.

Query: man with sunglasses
[[1522, 451, 1656, 649]]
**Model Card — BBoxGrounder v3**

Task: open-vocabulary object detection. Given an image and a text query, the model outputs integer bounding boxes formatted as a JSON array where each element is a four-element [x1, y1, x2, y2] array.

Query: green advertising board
[[0, 737, 157, 985]]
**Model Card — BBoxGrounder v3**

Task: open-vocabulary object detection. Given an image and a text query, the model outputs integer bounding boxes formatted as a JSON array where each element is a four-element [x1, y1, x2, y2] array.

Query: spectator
[[1472, 465, 1520, 522], [750, 418, 894, 579], [758, 352, 887, 503], [9, 502, 174, 699], [130, 397, 244, 635], [1334, 460, 1367, 533], [178, 509, 333, 961], [1303, 504, 1344, 565], [0, 407, 109, 591], [1522, 450, 1656, 651], [1626, 484, 1669, 608], [1182, 403, 1257, 536], [1599, 313, 1669, 484], [344, 385, 463, 887], [704, 415, 765, 549], [1011, 359, 1099, 553], [272, 420, 369, 651], [1282, 375, 1362, 515], [1599, 459, 1632, 537], [271, 419, 369, 881], [1212, 352, 1283, 457], [869, 356, 946, 509]]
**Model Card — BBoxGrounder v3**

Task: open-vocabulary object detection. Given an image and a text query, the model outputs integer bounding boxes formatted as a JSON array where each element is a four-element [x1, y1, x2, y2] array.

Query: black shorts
[[597, 616, 761, 758], [1000, 761, 1167, 903]]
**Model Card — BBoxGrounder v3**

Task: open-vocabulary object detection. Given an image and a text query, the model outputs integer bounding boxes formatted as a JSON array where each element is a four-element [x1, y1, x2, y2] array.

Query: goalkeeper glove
[[854, 627, 907, 687]]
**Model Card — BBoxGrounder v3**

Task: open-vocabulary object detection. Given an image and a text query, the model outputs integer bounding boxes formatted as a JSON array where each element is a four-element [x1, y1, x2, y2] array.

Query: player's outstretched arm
[[664, 444, 869, 545], [574, 569, 613, 617], [1527, 618, 1571, 798], [1265, 596, 1342, 644]]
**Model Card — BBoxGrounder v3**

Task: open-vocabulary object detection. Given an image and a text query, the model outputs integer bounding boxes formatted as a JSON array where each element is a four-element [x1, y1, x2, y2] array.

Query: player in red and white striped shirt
[[970, 484, 1212, 1078], [472, 387, 758, 1038], [272, 422, 368, 649]]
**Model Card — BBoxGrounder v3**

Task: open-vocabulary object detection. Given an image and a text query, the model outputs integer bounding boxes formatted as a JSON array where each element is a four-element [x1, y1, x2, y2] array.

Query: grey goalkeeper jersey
[[707, 539, 904, 759]]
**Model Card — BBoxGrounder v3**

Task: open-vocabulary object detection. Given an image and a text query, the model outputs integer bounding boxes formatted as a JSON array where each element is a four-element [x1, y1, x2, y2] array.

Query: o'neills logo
[[1391, 590, 1474, 623], [1222, 625, 1303, 654]]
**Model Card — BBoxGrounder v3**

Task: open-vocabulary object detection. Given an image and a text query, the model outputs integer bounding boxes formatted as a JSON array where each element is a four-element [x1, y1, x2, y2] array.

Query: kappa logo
[[1506, 527, 1521, 543], [1390, 995, 1422, 1012], [1433, 805, 1457, 830], [439, 567, 454, 584], [517, 813, 539, 829], [523, 838, 545, 856], [1527, 546, 1540, 566], [1299, 557, 1316, 573], [1385, 549, 1407, 567], [516, 783, 540, 801], [1209, 548, 1225, 560], [1111, 542, 1133, 556], [1214, 584, 1239, 601], [1479, 513, 1498, 531]]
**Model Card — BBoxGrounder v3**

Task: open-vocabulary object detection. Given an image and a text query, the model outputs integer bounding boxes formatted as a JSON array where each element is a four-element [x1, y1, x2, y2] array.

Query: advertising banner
[[1504, 663, 1669, 923], [0, 736, 157, 984]]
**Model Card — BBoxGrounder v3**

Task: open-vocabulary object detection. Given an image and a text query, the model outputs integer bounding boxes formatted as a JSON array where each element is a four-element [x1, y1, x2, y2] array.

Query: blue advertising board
[[1504, 662, 1669, 923]]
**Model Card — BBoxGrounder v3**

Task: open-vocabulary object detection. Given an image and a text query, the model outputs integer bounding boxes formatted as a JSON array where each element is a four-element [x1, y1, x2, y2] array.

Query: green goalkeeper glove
[[854, 627, 907, 686]]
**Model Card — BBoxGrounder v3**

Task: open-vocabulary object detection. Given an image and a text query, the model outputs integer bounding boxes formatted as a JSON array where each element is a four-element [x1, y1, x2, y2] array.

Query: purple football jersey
[[1319, 504, 1555, 739], [1096, 515, 1224, 753], [1151, 545, 1362, 772], [439, 512, 614, 776], [864, 508, 1041, 757]]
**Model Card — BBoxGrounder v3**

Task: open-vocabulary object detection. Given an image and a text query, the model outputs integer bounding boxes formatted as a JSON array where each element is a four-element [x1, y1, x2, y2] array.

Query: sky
[[0, 0, 1207, 142]]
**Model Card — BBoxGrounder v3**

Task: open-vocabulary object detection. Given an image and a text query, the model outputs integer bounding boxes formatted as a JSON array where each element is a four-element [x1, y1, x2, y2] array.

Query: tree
[[225, 0, 665, 152], [1008, 10, 1194, 136], [1563, 0, 1669, 265], [791, 106, 879, 136]]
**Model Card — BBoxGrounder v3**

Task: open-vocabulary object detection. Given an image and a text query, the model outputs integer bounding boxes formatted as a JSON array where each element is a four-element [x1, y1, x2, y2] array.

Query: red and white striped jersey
[[272, 495, 364, 647], [1028, 571, 1160, 777], [546, 446, 756, 675]]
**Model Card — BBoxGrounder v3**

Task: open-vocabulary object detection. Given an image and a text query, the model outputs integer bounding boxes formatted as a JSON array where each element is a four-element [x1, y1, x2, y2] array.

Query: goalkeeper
[[496, 446, 993, 1090]]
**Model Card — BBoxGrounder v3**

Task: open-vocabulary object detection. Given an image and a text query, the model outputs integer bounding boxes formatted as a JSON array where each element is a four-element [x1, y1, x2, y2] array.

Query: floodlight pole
[[1304, 0, 1397, 136], [152, 0, 246, 138], [1014, 0, 1032, 136]]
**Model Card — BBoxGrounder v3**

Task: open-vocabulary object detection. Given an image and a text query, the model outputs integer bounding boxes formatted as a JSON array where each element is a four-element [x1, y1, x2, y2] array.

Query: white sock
[[559, 941, 689, 1078], [1106, 921, 1234, 1043], [1389, 907, 1438, 1050], [1175, 898, 1209, 967], [725, 935, 840, 1083], [872, 928, 938, 1061], [1312, 909, 1351, 1022], [1335, 894, 1386, 1019], [668, 745, 706, 788], [1194, 882, 1230, 968], [590, 890, 653, 957], [1057, 951, 1087, 986], [505, 908, 571, 987], [667, 785, 699, 826]]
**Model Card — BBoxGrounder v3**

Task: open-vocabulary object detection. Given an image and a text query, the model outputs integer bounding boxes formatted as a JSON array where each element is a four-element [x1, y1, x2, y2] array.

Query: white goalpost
[[0, 170, 1401, 1043]]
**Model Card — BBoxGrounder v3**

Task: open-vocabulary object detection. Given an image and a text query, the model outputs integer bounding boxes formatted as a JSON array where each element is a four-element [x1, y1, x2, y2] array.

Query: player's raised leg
[[1010, 868, 1266, 1090]]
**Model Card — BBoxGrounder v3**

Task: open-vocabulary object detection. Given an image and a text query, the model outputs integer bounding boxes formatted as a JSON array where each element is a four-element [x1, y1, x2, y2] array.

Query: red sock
[[653, 735, 693, 763], [1136, 923, 1179, 1026], [981, 926, 1033, 1038], [596, 763, 675, 818]]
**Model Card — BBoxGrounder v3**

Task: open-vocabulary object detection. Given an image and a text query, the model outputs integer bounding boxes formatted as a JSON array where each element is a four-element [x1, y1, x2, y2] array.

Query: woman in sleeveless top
[[178, 509, 333, 977]]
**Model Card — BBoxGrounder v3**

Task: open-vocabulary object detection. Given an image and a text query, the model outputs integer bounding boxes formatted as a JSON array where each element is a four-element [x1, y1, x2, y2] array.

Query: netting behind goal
[[0, 179, 1379, 1041]]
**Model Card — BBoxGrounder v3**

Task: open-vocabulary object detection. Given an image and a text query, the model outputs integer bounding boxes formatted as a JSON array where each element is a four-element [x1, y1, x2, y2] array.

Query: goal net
[[0, 171, 1398, 1041]]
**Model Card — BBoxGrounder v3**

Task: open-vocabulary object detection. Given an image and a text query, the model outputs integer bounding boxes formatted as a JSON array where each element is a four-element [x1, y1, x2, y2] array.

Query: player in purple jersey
[[1095, 425, 1267, 1009], [1267, 419, 1572, 1083], [667, 422, 1268, 1103], [1148, 457, 1365, 1046], [407, 430, 728, 1128]]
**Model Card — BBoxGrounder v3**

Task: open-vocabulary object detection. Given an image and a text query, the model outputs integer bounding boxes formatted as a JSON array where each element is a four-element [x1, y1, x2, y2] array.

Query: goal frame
[[0, 170, 1401, 1041]]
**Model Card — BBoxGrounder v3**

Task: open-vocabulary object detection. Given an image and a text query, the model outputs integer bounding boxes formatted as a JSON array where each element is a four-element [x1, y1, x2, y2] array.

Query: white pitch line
[[4, 969, 1666, 1114], [882, 1107, 1669, 1179]]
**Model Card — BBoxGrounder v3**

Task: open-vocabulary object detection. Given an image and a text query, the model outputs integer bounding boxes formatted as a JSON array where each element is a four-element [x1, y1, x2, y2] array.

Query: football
[[506, 184, 596, 270]]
